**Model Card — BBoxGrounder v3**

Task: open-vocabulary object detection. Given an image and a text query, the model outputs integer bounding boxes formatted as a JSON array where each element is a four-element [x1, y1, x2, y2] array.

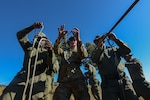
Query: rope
[[22, 37, 37, 100], [28, 38, 46, 100], [22, 24, 45, 100], [39, 23, 44, 33]]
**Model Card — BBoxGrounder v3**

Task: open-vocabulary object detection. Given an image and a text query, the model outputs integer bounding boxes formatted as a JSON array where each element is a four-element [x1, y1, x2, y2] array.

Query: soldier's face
[[33, 36, 48, 47], [94, 38, 105, 47], [69, 40, 77, 48], [40, 39, 46, 47], [124, 56, 131, 61]]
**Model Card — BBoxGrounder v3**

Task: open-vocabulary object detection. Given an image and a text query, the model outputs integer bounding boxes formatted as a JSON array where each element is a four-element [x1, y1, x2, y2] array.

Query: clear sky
[[0, 0, 150, 85]]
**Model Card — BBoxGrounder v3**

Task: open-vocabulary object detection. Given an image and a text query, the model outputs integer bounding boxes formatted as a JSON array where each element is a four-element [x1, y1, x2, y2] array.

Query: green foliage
[[81, 42, 98, 69], [85, 42, 96, 56], [60, 36, 69, 50]]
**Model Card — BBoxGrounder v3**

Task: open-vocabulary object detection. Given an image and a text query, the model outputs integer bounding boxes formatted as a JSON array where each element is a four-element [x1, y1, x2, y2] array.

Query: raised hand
[[71, 27, 80, 41], [32, 22, 43, 28], [58, 24, 68, 38]]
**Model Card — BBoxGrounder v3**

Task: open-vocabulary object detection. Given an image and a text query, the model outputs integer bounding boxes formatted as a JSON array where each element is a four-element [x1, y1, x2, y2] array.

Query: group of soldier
[[0, 22, 150, 100]]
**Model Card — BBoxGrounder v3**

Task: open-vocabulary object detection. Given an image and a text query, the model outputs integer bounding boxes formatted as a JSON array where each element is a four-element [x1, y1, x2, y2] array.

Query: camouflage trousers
[[53, 78, 90, 100], [90, 84, 101, 100], [133, 80, 150, 100], [0, 71, 53, 100], [101, 74, 138, 100]]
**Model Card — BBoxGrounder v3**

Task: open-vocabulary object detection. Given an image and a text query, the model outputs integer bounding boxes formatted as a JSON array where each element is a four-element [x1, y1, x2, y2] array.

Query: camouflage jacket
[[125, 58, 146, 81], [91, 39, 131, 77], [54, 40, 88, 82], [86, 64, 99, 85], [16, 26, 58, 77]]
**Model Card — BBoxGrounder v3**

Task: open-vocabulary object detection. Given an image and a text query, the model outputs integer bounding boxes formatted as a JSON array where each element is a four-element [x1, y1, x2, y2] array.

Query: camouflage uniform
[[0, 25, 58, 100], [84, 63, 101, 100], [53, 40, 90, 100], [125, 57, 150, 100], [91, 38, 138, 100]]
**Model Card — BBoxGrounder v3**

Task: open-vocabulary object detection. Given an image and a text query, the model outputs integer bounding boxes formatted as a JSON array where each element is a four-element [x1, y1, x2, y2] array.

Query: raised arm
[[107, 32, 131, 56], [16, 22, 43, 51], [53, 24, 68, 55]]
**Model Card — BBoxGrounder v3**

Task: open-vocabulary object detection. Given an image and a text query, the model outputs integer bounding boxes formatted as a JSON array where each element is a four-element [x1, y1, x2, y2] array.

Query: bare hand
[[32, 22, 43, 28], [71, 27, 80, 41], [107, 32, 117, 41], [58, 24, 68, 38], [45, 40, 53, 50]]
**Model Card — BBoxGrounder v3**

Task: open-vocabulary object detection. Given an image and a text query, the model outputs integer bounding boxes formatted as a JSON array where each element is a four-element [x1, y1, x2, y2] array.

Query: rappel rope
[[22, 37, 37, 100], [28, 38, 46, 100], [22, 25, 45, 100]]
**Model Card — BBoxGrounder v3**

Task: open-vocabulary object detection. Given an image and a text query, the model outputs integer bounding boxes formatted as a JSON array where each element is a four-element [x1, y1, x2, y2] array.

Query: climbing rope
[[22, 24, 45, 100]]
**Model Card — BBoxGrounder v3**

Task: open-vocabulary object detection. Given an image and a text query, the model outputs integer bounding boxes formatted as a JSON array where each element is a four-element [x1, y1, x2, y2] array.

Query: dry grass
[[0, 85, 5, 95], [0, 84, 144, 100]]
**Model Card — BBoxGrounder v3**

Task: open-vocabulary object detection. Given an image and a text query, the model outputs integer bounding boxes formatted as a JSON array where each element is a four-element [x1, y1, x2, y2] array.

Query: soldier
[[124, 54, 150, 100], [84, 63, 101, 100], [91, 32, 138, 100], [0, 22, 58, 100], [53, 25, 90, 100]]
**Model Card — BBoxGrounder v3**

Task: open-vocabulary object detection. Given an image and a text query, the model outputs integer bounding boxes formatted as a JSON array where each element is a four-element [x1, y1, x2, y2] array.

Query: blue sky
[[0, 0, 150, 85]]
